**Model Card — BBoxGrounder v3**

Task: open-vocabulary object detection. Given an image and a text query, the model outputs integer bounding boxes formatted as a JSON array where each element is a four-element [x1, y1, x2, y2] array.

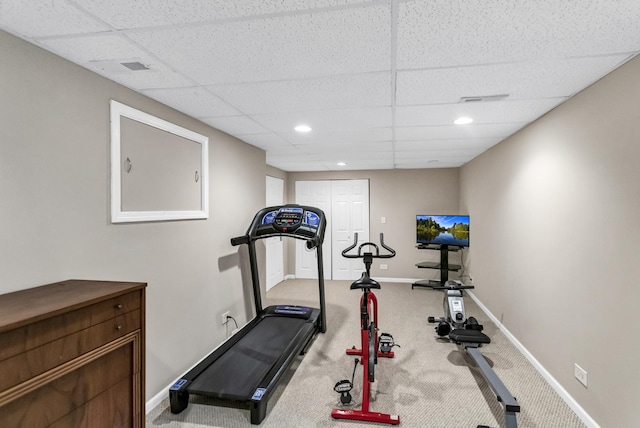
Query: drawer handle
[[116, 325, 122, 331], [115, 303, 123, 310]]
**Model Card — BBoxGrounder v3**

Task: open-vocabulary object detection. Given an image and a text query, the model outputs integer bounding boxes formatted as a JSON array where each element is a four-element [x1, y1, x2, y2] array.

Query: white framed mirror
[[110, 100, 209, 223]]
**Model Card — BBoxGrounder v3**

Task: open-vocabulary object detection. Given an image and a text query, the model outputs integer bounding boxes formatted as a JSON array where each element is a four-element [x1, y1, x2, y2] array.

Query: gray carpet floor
[[147, 279, 585, 427]]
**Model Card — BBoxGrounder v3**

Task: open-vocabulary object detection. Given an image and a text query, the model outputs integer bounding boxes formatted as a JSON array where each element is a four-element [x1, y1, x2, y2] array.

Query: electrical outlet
[[221, 311, 230, 325], [574, 363, 588, 387], [380, 264, 388, 270]]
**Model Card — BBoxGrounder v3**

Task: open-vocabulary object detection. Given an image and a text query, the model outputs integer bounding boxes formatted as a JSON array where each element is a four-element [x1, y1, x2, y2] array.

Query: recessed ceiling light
[[294, 124, 312, 133], [453, 117, 473, 125], [337, 162, 347, 166]]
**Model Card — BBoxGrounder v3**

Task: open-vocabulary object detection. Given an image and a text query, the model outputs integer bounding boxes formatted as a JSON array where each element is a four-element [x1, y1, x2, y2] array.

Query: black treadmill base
[[169, 306, 320, 424]]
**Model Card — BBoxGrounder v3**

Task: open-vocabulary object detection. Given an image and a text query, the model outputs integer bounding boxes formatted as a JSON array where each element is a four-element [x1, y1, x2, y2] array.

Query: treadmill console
[[267, 207, 304, 232], [233, 204, 326, 246]]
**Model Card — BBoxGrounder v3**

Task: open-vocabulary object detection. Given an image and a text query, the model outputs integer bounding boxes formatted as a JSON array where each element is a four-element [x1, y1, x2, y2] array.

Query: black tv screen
[[416, 215, 470, 247]]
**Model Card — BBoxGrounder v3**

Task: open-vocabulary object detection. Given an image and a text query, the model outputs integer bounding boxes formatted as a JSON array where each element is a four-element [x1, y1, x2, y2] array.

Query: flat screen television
[[416, 215, 470, 247]]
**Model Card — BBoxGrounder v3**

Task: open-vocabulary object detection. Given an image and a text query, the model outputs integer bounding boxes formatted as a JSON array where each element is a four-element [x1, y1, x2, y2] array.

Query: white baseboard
[[146, 383, 171, 414], [466, 290, 600, 428]]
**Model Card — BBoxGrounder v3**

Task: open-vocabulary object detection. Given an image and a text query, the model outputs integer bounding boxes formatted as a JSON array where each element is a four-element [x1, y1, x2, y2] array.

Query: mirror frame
[[110, 100, 209, 223]]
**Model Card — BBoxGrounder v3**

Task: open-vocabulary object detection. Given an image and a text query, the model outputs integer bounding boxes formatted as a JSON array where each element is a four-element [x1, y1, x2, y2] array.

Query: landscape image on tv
[[416, 215, 470, 247]]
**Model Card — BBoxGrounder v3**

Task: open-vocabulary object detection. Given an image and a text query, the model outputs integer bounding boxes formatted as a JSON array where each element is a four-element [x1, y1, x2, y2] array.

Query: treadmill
[[169, 204, 327, 424]]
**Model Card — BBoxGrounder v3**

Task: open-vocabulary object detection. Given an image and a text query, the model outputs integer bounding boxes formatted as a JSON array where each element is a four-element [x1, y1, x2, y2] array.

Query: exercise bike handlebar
[[341, 233, 396, 259]]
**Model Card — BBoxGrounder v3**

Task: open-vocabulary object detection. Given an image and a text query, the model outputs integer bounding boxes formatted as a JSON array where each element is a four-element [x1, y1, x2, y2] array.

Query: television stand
[[412, 244, 461, 289]]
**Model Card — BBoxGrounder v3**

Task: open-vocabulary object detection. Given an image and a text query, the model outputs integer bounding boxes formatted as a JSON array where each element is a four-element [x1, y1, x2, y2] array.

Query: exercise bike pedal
[[334, 379, 353, 405], [378, 332, 400, 354], [333, 357, 360, 405]]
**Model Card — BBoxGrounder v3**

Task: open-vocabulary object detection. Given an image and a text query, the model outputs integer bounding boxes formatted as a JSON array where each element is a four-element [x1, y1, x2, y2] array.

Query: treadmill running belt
[[188, 316, 310, 399]]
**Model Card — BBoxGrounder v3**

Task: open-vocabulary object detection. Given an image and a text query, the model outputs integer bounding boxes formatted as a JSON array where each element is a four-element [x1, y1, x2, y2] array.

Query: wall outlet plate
[[221, 311, 230, 325], [574, 363, 588, 387]]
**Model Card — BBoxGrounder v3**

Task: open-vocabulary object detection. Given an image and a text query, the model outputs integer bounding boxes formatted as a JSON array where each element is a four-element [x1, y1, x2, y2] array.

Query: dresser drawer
[[0, 337, 135, 427], [0, 309, 141, 391], [0, 290, 140, 362]]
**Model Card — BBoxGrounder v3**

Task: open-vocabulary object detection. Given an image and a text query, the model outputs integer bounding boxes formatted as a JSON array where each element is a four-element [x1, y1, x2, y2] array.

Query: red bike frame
[[345, 291, 395, 359], [331, 289, 400, 425]]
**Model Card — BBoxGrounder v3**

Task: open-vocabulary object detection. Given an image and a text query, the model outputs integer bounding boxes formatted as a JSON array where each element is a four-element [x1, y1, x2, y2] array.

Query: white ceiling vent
[[121, 61, 149, 71], [89, 59, 149, 73], [459, 94, 509, 103]]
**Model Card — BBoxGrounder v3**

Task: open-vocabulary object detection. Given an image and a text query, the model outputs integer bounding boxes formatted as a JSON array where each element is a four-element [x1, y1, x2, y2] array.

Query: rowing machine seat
[[449, 329, 491, 345]]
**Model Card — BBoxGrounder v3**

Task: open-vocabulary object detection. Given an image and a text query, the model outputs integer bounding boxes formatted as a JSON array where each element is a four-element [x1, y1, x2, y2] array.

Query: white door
[[266, 176, 284, 291], [295, 181, 332, 279], [295, 179, 369, 280], [331, 179, 370, 280]]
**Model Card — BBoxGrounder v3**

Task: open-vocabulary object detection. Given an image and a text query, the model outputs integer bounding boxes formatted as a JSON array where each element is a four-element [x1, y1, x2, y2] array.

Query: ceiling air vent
[[121, 61, 149, 71], [459, 94, 509, 103]]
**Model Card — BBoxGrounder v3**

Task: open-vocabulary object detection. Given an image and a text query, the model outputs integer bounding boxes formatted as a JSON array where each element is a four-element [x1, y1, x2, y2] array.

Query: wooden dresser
[[0, 280, 146, 427]]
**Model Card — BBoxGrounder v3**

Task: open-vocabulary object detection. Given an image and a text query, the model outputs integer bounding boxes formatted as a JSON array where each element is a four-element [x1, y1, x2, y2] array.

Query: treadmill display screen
[[261, 210, 278, 225], [261, 208, 320, 228], [249, 204, 325, 241], [305, 211, 320, 227]]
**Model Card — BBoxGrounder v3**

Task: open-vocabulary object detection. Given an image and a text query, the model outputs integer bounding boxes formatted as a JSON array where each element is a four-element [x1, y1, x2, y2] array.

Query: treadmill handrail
[[232, 231, 322, 249]]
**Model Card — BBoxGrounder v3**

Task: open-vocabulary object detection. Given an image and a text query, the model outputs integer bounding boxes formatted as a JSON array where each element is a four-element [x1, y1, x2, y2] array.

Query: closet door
[[265, 176, 284, 290], [295, 179, 369, 280], [331, 179, 369, 280], [295, 181, 332, 279]]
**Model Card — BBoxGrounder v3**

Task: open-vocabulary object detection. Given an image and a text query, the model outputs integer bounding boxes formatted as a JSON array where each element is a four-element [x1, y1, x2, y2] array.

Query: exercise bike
[[428, 280, 520, 428], [331, 233, 400, 425]]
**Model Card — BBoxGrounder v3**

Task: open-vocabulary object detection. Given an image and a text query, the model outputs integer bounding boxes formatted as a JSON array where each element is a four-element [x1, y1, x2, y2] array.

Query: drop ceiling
[[1, 0, 639, 171]]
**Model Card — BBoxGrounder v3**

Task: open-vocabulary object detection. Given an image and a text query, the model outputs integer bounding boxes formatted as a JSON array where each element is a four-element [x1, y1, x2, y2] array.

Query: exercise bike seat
[[350, 272, 381, 290], [449, 329, 491, 345]]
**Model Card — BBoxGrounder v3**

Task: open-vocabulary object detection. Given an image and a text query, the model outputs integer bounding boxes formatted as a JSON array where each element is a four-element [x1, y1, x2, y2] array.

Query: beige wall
[[460, 56, 640, 427], [0, 31, 266, 401], [286, 169, 461, 280]]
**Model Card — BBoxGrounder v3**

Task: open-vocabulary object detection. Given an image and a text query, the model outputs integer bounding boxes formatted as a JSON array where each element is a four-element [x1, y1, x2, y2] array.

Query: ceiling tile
[[395, 139, 502, 152], [251, 107, 392, 133], [396, 55, 633, 105], [235, 133, 293, 150], [80, 0, 376, 29], [395, 99, 564, 127], [395, 123, 524, 141], [199, 116, 269, 135], [210, 72, 391, 114], [126, 5, 391, 84], [395, 160, 466, 169], [395, 148, 485, 161], [397, 0, 640, 69], [300, 141, 393, 154], [38, 34, 194, 90], [0, 0, 110, 38], [278, 128, 393, 145], [141, 87, 241, 117]]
